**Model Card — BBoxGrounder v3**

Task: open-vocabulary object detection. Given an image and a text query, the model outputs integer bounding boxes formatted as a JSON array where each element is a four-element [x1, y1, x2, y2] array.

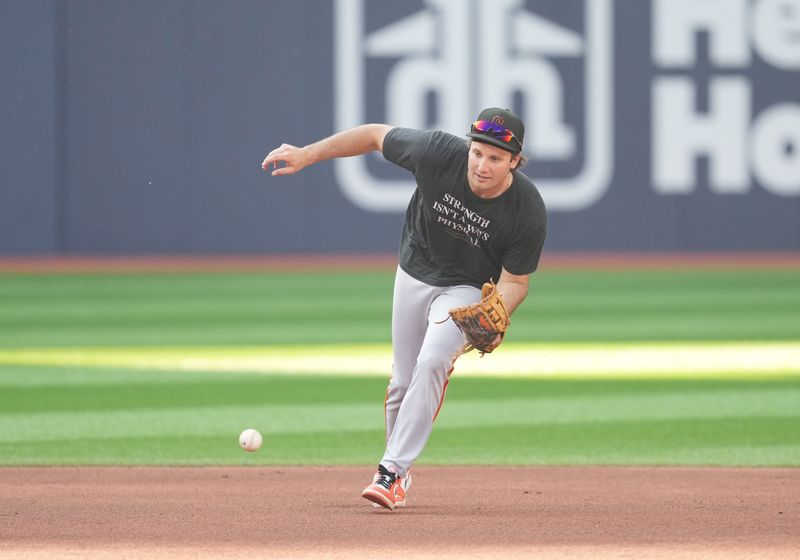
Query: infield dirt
[[1, 466, 797, 559]]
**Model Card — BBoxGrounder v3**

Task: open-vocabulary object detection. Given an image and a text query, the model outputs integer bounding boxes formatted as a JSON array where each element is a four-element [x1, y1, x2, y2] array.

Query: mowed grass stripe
[[5, 426, 796, 466], [3, 278, 796, 320], [2, 342, 799, 378], [427, 417, 800, 466], [2, 387, 797, 442], [2, 364, 799, 411], [0, 370, 386, 411], [0, 365, 242, 387], [0, 430, 388, 466], [1, 269, 799, 346], [0, 271, 393, 347], [1, 369, 798, 466], [3, 417, 797, 467], [0, 403, 383, 442]]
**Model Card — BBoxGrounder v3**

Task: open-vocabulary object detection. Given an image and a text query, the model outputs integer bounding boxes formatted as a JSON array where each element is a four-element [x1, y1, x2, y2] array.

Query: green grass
[[0, 365, 797, 466], [1, 269, 799, 347], [0, 267, 799, 467]]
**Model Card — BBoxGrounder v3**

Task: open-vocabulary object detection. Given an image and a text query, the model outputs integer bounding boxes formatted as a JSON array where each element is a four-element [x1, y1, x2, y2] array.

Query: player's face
[[467, 141, 521, 199]]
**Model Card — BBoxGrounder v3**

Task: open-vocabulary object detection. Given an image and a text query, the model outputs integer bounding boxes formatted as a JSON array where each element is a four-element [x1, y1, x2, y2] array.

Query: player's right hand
[[261, 144, 312, 176]]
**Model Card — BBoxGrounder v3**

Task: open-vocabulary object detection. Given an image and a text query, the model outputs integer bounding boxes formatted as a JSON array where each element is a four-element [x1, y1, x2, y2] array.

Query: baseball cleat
[[361, 464, 399, 510], [395, 471, 412, 507], [372, 470, 411, 508]]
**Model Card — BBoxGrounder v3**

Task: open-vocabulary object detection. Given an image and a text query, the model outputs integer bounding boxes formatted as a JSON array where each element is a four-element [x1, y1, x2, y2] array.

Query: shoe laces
[[375, 465, 396, 490]]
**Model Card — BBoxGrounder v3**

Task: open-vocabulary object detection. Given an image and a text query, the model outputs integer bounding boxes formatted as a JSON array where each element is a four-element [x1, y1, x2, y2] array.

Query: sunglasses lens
[[471, 121, 520, 149]]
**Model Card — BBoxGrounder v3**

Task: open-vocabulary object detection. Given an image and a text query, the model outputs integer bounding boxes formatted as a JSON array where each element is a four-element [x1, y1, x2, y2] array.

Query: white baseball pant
[[380, 266, 482, 476]]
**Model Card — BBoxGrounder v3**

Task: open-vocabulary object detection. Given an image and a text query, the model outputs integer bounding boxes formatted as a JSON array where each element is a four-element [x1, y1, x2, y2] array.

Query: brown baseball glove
[[447, 281, 510, 356]]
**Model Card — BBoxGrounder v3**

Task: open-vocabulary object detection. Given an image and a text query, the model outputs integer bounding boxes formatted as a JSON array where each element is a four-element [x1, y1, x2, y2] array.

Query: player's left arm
[[496, 267, 529, 315], [475, 268, 528, 353]]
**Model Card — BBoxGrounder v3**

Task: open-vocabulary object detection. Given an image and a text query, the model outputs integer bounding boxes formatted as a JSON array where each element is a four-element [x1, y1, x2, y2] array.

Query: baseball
[[239, 428, 263, 452]]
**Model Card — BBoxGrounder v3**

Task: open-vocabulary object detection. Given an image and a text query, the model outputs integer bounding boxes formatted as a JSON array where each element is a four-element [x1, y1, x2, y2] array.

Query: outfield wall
[[1, 0, 798, 255]]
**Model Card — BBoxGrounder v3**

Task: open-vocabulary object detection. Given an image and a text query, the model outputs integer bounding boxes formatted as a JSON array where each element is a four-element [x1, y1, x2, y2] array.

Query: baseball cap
[[466, 107, 525, 154]]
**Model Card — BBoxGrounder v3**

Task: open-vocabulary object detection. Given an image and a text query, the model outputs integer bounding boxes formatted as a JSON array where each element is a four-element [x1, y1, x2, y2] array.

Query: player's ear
[[510, 152, 522, 170]]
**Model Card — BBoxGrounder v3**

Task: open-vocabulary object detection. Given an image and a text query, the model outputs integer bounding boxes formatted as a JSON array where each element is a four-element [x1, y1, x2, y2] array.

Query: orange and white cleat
[[370, 470, 412, 509], [361, 464, 400, 510], [393, 471, 412, 507]]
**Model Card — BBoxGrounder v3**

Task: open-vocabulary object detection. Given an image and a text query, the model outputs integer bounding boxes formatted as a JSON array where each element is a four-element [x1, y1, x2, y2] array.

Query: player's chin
[[469, 175, 493, 191]]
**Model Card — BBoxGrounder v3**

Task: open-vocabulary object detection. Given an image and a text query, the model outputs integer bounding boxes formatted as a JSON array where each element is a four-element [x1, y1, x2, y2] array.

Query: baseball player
[[262, 107, 547, 510]]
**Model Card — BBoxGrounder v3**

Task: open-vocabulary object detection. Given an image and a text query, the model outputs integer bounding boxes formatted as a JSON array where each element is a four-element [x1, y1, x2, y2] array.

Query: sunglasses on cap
[[470, 120, 522, 150]]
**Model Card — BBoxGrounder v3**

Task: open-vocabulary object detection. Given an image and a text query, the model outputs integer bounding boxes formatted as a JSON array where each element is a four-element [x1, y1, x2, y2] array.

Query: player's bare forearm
[[496, 268, 529, 315], [262, 124, 392, 176], [305, 124, 391, 163]]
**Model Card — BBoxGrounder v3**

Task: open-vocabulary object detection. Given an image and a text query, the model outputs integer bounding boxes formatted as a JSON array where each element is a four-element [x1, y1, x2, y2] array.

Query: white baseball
[[239, 428, 263, 452]]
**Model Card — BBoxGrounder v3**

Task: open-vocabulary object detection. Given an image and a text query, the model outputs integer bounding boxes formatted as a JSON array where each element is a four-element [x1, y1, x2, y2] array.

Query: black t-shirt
[[383, 127, 547, 288]]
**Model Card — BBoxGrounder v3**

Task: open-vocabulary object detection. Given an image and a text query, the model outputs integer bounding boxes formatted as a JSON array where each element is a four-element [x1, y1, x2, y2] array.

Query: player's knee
[[414, 353, 452, 381], [388, 378, 409, 397]]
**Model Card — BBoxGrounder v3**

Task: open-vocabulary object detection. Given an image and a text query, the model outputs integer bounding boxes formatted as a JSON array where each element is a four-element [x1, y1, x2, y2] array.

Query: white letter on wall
[[653, 0, 750, 67], [653, 76, 751, 193]]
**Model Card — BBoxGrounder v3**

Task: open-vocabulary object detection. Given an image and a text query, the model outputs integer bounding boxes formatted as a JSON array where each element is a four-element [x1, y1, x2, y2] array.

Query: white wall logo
[[652, 0, 800, 197], [334, 0, 614, 213]]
